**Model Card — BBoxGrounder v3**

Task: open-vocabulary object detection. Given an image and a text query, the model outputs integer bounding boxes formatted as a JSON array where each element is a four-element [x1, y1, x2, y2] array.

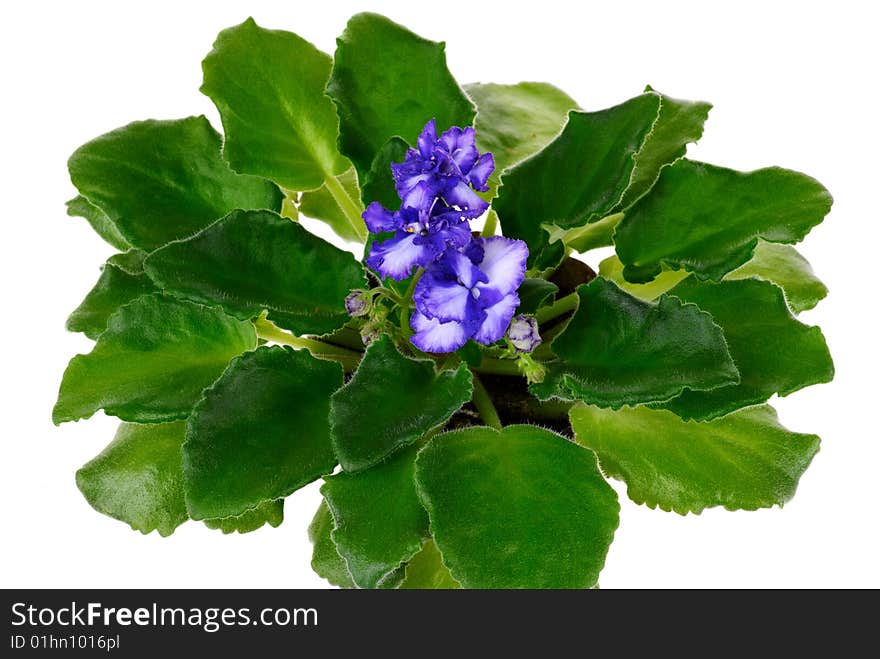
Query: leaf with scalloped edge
[[53, 295, 256, 424], [308, 501, 356, 589], [531, 278, 739, 407], [66, 195, 131, 251], [203, 500, 284, 534], [598, 254, 690, 301], [68, 116, 283, 251], [571, 403, 820, 514], [144, 209, 366, 336], [327, 12, 475, 179], [183, 345, 341, 520], [725, 241, 828, 314], [399, 540, 461, 589], [658, 278, 833, 420], [416, 425, 619, 588], [201, 18, 348, 190], [614, 159, 833, 282]]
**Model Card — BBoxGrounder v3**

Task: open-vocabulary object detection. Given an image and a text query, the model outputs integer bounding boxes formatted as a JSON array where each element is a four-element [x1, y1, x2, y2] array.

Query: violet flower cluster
[[361, 120, 529, 353]]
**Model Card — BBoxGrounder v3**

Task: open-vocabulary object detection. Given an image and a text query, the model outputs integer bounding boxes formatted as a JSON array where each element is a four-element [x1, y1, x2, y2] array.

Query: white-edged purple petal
[[365, 231, 434, 281], [410, 310, 471, 353], [362, 202, 400, 234], [444, 179, 489, 215], [418, 119, 438, 158], [468, 152, 495, 191], [414, 274, 471, 322], [401, 179, 437, 212], [474, 236, 528, 297], [473, 292, 520, 345], [441, 250, 488, 288], [439, 126, 478, 172]]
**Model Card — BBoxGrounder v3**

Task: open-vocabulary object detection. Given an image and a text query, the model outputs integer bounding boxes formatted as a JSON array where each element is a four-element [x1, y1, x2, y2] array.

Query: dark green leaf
[[614, 159, 833, 282], [531, 278, 739, 407], [183, 345, 341, 519], [322, 445, 428, 588], [598, 254, 690, 301], [516, 278, 559, 314], [327, 12, 475, 178], [76, 421, 188, 537], [53, 295, 256, 424], [659, 278, 833, 420], [415, 425, 619, 588], [618, 87, 712, 208], [726, 241, 828, 313], [359, 137, 410, 208], [464, 81, 579, 195], [330, 335, 473, 472], [67, 255, 157, 340], [144, 209, 366, 336], [203, 500, 284, 534], [298, 168, 364, 243], [570, 403, 820, 514], [68, 116, 283, 250], [66, 195, 131, 251], [494, 93, 660, 268], [399, 540, 461, 589], [201, 18, 348, 190], [106, 249, 148, 275], [308, 501, 356, 588]]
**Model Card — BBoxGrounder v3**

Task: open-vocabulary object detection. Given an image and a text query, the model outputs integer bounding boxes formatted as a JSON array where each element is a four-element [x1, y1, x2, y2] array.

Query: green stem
[[254, 318, 362, 372], [535, 292, 579, 325], [481, 209, 499, 237], [471, 371, 502, 430], [324, 174, 368, 242], [399, 270, 424, 336], [472, 356, 522, 377]]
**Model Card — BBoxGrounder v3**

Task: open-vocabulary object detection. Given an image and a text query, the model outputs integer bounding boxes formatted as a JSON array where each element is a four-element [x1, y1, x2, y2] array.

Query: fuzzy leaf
[[66, 195, 131, 251], [598, 254, 690, 301], [183, 345, 341, 519], [203, 500, 284, 534], [570, 404, 820, 514], [298, 168, 364, 243], [399, 541, 461, 589], [416, 425, 619, 588], [308, 501, 355, 589], [516, 278, 559, 315], [53, 295, 256, 424], [201, 18, 348, 190]]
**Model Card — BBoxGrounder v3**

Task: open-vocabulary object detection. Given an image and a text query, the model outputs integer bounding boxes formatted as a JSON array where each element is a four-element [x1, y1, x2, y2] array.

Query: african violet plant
[[54, 13, 834, 589]]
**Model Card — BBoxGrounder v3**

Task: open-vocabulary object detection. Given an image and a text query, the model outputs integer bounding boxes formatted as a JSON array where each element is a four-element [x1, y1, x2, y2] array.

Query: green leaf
[[322, 445, 428, 588], [200, 18, 348, 190], [359, 137, 410, 208], [106, 249, 148, 275], [415, 425, 619, 588], [516, 278, 559, 315], [327, 12, 475, 178], [598, 254, 690, 301], [725, 241, 828, 314], [614, 159, 833, 282], [144, 209, 366, 336], [531, 278, 739, 407], [308, 501, 356, 588], [68, 116, 283, 251], [659, 278, 833, 420], [618, 87, 712, 208], [399, 540, 461, 589], [570, 403, 820, 514], [66, 195, 131, 251], [76, 421, 188, 537], [53, 295, 256, 424], [183, 345, 341, 519], [67, 253, 157, 340], [330, 335, 473, 472], [464, 81, 579, 194], [298, 168, 364, 243], [493, 93, 660, 268], [203, 500, 284, 534]]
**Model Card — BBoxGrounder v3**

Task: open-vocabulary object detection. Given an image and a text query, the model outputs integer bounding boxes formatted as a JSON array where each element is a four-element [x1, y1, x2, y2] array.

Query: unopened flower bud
[[345, 290, 371, 317], [507, 315, 541, 353]]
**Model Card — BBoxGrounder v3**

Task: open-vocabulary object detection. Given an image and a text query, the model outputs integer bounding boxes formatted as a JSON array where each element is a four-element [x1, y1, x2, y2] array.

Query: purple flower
[[507, 315, 542, 352], [410, 236, 528, 352]]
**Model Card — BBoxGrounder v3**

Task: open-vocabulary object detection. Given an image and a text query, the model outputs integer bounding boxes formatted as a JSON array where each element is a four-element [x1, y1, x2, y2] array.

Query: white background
[[2, 0, 877, 588]]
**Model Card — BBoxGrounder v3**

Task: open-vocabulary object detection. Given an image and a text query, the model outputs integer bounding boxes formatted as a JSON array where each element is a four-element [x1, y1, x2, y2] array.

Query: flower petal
[[474, 236, 528, 297], [473, 292, 520, 345], [444, 179, 489, 216], [439, 250, 488, 289], [366, 231, 434, 280], [414, 274, 471, 322], [362, 202, 400, 234], [439, 126, 478, 172], [401, 179, 437, 212], [468, 152, 495, 191], [418, 119, 438, 159], [410, 311, 471, 353]]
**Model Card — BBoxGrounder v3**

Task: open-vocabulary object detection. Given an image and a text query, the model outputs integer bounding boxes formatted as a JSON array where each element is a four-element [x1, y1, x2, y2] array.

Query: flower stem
[[324, 173, 368, 242], [471, 371, 503, 430], [253, 317, 362, 372], [481, 209, 499, 237], [472, 357, 522, 376], [535, 291, 579, 325]]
